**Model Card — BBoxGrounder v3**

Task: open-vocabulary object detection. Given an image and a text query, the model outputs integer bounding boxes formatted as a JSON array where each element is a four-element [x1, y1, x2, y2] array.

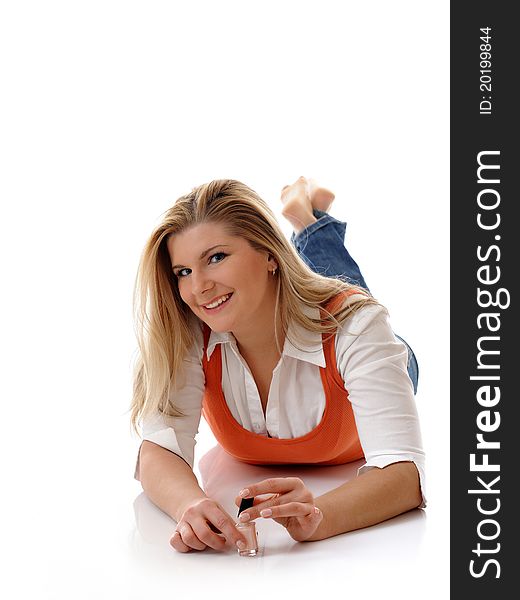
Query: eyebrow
[[171, 244, 230, 270]]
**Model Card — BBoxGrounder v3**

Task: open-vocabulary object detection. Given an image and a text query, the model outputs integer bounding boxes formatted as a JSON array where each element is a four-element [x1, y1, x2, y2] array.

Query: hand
[[170, 497, 247, 553], [234, 477, 323, 542]]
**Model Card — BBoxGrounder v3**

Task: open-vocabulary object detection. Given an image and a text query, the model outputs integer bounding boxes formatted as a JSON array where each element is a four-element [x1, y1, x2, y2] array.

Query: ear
[[267, 253, 278, 271]]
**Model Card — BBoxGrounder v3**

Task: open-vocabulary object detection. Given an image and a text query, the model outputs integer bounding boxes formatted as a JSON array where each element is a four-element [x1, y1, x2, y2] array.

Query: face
[[167, 221, 278, 336]]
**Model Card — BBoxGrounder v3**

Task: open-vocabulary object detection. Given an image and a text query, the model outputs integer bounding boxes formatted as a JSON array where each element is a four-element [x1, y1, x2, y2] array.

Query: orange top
[[201, 291, 364, 466]]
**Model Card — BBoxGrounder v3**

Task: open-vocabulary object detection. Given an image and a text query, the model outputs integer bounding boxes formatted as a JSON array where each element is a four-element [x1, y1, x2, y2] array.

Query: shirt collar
[[204, 303, 326, 367]]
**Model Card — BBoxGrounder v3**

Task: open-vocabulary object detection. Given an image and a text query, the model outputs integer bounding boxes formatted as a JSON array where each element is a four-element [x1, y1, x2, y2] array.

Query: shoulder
[[334, 302, 394, 354], [337, 301, 390, 334], [333, 301, 413, 396]]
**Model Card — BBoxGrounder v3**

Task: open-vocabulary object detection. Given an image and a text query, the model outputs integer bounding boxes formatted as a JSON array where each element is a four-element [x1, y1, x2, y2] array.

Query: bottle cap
[[237, 496, 254, 517]]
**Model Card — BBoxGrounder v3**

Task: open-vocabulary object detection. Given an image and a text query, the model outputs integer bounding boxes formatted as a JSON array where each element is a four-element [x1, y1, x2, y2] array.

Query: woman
[[131, 176, 425, 553]]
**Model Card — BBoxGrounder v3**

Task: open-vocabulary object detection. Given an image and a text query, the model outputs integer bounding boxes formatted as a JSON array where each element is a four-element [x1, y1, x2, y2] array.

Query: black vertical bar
[[451, 2, 518, 596]]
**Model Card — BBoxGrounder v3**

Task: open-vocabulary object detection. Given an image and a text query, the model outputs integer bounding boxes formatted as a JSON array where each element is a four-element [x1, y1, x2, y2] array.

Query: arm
[[135, 367, 206, 523], [233, 462, 421, 543], [308, 306, 425, 539], [135, 322, 248, 552], [138, 440, 207, 522], [307, 461, 422, 541], [235, 305, 426, 541], [138, 440, 248, 552], [308, 305, 425, 538]]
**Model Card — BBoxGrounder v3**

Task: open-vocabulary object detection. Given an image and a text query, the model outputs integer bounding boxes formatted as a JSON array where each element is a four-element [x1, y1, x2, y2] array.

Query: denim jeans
[[291, 209, 419, 394]]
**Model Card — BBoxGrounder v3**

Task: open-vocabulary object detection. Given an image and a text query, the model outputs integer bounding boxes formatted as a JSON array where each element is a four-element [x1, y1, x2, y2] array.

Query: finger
[[191, 522, 227, 551], [238, 486, 313, 522], [299, 506, 323, 523], [293, 506, 323, 532], [234, 493, 279, 508], [236, 493, 290, 523], [238, 477, 306, 499], [175, 522, 207, 552], [237, 494, 299, 522], [259, 502, 320, 521], [169, 530, 193, 553], [199, 506, 249, 551]]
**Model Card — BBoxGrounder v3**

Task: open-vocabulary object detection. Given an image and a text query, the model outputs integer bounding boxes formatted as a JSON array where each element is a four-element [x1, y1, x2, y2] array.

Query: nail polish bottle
[[236, 497, 258, 557]]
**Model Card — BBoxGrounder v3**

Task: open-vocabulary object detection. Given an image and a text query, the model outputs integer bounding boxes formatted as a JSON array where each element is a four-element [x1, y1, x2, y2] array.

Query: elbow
[[393, 461, 423, 510], [135, 440, 156, 488]]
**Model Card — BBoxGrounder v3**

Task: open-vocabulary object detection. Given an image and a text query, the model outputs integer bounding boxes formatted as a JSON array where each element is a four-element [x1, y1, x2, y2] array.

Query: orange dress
[[201, 291, 364, 466]]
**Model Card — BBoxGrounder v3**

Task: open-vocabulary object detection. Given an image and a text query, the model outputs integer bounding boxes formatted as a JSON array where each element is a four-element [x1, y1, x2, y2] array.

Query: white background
[[0, 1, 449, 598]]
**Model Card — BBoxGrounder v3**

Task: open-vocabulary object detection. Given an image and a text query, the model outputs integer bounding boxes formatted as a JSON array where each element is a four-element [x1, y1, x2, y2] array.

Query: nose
[[190, 269, 214, 298]]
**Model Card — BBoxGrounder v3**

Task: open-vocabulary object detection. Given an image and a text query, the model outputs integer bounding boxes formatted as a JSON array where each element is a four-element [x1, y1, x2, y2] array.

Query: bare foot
[[280, 176, 316, 233], [308, 179, 335, 212]]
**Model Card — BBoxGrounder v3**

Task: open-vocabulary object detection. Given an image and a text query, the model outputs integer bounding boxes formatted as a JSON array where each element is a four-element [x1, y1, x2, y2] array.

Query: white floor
[[3, 372, 448, 600], [130, 437, 431, 600]]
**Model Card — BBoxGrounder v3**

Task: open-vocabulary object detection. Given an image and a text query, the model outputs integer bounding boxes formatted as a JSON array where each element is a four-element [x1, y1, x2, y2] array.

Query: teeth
[[204, 293, 231, 309]]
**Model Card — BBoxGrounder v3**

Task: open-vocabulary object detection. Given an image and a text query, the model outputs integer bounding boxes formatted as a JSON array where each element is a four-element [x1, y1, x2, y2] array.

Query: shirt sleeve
[[133, 319, 205, 480], [335, 304, 427, 508]]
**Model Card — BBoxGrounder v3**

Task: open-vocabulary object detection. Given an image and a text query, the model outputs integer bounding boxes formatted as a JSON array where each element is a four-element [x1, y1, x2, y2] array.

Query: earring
[[272, 267, 277, 276]]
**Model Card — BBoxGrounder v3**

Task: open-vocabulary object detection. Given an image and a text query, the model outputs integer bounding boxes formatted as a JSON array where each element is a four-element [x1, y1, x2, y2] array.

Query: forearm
[[138, 440, 207, 522], [307, 461, 423, 541]]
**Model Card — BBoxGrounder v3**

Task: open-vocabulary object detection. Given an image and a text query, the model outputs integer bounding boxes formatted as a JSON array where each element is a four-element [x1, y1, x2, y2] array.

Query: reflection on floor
[[132, 443, 426, 589]]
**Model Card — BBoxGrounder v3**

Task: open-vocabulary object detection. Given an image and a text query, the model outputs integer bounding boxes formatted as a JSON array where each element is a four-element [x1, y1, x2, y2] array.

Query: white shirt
[[135, 302, 426, 507]]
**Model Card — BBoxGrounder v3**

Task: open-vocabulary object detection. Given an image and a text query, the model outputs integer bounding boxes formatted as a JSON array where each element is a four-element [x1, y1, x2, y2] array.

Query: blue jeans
[[291, 209, 419, 394]]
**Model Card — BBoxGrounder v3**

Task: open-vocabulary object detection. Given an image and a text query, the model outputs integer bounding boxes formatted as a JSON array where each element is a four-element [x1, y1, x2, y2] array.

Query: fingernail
[[236, 540, 245, 550], [239, 512, 250, 522], [260, 509, 272, 518], [239, 488, 250, 498], [314, 507, 320, 515]]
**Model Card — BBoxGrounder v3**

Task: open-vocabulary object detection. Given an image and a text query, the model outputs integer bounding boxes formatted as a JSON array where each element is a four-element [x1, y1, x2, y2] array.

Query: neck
[[233, 307, 285, 361]]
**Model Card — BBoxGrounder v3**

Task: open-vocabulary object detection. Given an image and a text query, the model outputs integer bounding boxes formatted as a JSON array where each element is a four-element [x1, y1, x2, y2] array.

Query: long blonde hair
[[130, 179, 379, 434]]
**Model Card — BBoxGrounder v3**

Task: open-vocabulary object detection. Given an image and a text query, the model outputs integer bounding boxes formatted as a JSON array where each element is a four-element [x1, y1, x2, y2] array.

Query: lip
[[200, 292, 234, 313]]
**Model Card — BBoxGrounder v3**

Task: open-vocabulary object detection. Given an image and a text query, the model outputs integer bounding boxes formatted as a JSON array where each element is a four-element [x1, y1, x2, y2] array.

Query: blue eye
[[175, 268, 191, 278], [174, 252, 227, 278], [209, 252, 227, 264]]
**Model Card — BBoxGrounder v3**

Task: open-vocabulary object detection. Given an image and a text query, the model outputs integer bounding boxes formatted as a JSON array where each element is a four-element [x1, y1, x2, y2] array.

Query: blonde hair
[[130, 179, 379, 434]]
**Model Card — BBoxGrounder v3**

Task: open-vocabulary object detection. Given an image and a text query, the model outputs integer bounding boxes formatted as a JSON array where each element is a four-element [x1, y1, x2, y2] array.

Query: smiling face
[[167, 221, 279, 339]]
